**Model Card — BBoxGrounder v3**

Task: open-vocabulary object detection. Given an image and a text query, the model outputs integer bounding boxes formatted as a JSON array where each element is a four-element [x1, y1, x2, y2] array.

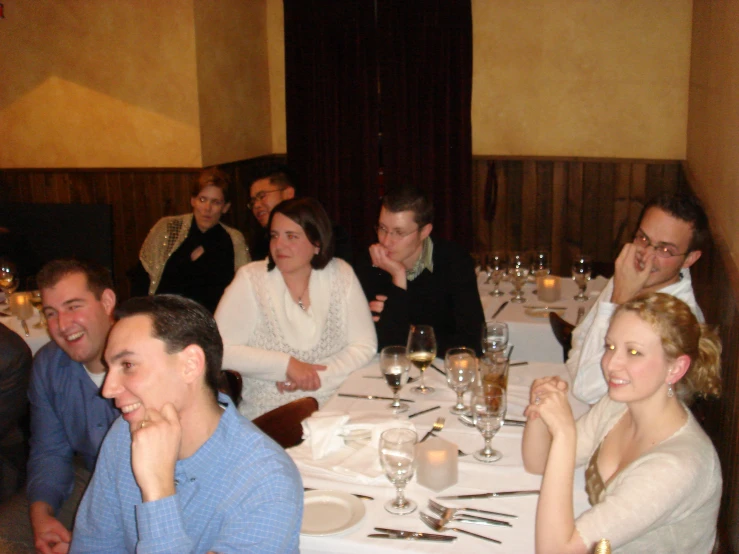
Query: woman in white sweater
[[523, 292, 721, 554], [215, 198, 377, 419]]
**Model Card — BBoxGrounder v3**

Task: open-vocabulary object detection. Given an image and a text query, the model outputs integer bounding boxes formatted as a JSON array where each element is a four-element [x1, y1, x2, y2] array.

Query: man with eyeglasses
[[567, 192, 708, 404], [247, 166, 353, 263], [355, 186, 484, 356]]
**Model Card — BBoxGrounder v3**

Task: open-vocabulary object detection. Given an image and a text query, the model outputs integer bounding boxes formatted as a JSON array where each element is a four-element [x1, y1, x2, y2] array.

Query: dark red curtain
[[377, 0, 473, 248], [284, 0, 380, 253], [284, 0, 473, 251]]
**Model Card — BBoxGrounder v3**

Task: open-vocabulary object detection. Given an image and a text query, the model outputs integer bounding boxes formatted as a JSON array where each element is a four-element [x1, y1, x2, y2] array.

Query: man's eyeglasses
[[374, 224, 419, 240], [248, 187, 286, 210], [633, 230, 688, 259]]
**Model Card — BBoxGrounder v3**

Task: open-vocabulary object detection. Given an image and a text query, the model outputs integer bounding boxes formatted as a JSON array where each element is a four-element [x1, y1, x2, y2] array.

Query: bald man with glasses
[[567, 193, 709, 404]]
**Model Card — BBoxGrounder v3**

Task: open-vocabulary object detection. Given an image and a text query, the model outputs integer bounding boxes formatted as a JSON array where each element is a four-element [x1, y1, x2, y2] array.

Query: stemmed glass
[[572, 254, 593, 301], [509, 251, 530, 304], [379, 346, 411, 413], [379, 428, 418, 515], [444, 347, 477, 414], [487, 251, 507, 296], [471, 386, 507, 463], [9, 292, 34, 332], [532, 249, 551, 278], [481, 321, 509, 358], [30, 290, 45, 328], [0, 258, 18, 306], [407, 325, 437, 395]]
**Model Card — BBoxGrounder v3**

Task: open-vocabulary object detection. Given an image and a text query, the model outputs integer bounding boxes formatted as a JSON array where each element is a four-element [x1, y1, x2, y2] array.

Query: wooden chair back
[[549, 311, 575, 362], [253, 397, 319, 449], [217, 370, 243, 407]]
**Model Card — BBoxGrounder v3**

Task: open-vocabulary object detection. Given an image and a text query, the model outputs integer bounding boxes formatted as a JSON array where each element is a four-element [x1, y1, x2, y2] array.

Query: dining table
[[0, 309, 49, 355], [477, 272, 609, 363], [292, 357, 592, 553]]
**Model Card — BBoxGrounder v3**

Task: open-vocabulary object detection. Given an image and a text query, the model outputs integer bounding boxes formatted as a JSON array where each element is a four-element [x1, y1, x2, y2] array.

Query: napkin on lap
[[301, 412, 350, 459]]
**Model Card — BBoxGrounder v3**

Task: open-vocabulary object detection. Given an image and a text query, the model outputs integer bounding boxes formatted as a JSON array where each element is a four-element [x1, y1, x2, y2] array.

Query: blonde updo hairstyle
[[615, 292, 721, 402]]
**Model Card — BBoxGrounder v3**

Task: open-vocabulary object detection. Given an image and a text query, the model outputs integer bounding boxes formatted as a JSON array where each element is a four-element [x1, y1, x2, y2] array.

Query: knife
[[368, 533, 457, 542], [408, 405, 440, 419], [303, 487, 374, 501], [438, 490, 540, 500], [373, 528, 456, 541], [491, 301, 508, 319], [21, 319, 30, 337], [338, 393, 415, 403], [527, 305, 566, 310]]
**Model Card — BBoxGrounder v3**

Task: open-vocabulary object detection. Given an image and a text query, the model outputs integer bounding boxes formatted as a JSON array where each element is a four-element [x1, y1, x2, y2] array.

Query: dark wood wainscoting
[[471, 157, 689, 275], [0, 155, 286, 300]]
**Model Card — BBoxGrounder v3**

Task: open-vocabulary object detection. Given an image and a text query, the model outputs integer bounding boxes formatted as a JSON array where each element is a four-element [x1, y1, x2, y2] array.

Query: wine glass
[[379, 428, 418, 515], [481, 321, 509, 359], [471, 386, 507, 463], [532, 249, 551, 278], [379, 346, 411, 413], [487, 251, 507, 296], [30, 290, 45, 328], [572, 254, 593, 301], [407, 325, 437, 395], [509, 251, 530, 304], [0, 258, 18, 306], [444, 347, 477, 414]]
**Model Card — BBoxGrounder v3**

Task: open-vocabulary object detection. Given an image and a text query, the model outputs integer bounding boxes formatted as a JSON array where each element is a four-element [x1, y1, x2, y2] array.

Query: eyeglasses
[[633, 230, 688, 259], [248, 187, 286, 210], [195, 196, 226, 208], [374, 224, 419, 240]]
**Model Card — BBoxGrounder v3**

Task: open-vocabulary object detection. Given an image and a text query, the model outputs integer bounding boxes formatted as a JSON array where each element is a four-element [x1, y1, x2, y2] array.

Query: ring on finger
[[534, 396, 541, 405]]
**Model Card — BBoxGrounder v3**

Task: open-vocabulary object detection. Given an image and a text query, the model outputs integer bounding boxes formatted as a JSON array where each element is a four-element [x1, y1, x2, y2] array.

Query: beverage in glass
[[407, 325, 437, 394], [471, 386, 506, 462], [379, 346, 411, 413], [444, 347, 476, 414], [379, 428, 418, 515]]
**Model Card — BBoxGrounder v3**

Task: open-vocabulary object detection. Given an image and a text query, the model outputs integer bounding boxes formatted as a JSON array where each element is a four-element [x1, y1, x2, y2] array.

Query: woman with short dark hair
[[215, 198, 376, 419]]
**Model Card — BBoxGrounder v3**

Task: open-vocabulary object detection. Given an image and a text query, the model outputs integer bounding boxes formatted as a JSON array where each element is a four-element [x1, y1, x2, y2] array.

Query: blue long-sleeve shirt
[[26, 342, 119, 511], [71, 394, 303, 554]]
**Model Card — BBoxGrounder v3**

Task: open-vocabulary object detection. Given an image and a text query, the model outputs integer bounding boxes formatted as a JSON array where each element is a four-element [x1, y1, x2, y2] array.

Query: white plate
[[301, 490, 366, 536]]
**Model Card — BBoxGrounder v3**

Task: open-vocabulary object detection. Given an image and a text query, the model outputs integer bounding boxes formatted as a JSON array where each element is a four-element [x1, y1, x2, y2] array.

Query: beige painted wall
[[687, 1, 739, 264], [0, 1, 202, 168], [471, 0, 693, 159], [267, 0, 286, 154], [194, 0, 273, 167]]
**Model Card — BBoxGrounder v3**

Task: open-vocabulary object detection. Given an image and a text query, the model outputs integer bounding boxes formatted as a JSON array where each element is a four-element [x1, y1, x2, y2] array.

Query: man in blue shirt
[[27, 259, 119, 554], [72, 295, 303, 553]]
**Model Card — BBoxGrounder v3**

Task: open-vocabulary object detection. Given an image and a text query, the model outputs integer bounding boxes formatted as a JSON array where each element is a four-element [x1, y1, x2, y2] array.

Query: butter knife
[[373, 528, 456, 541], [438, 490, 539, 500], [21, 319, 30, 337], [338, 393, 415, 403], [491, 301, 508, 319]]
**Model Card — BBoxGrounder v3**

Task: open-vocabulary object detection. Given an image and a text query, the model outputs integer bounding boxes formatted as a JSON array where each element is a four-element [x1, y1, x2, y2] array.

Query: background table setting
[[0, 293, 49, 355], [476, 270, 608, 363], [292, 356, 592, 553]]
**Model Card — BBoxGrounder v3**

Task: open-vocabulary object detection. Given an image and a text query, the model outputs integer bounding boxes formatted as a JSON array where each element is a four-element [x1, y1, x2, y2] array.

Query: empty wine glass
[[481, 321, 509, 359], [471, 386, 507, 463], [572, 254, 593, 301], [407, 325, 437, 394], [380, 346, 411, 413], [532, 249, 551, 278], [487, 251, 507, 296], [444, 347, 477, 414], [0, 258, 18, 306], [379, 428, 418, 515], [509, 252, 530, 304]]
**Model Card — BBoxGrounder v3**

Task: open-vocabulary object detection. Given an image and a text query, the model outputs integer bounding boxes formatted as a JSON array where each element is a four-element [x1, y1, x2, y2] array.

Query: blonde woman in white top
[[523, 292, 721, 554], [215, 198, 377, 419]]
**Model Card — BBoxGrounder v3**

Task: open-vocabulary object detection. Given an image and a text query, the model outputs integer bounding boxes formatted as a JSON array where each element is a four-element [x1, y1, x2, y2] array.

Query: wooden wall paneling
[[506, 161, 523, 251], [493, 161, 508, 252], [521, 161, 538, 250], [565, 161, 583, 266], [580, 162, 601, 257], [550, 161, 567, 275], [595, 163, 616, 260], [470, 159, 488, 249], [612, 163, 631, 255], [534, 161, 554, 252]]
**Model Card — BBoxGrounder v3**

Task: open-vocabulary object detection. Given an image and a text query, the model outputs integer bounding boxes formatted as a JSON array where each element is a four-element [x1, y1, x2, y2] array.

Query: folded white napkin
[[301, 411, 350, 459], [292, 412, 416, 484]]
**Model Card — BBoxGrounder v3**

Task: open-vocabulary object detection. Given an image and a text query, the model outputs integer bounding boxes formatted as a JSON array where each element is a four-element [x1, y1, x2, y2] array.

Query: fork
[[428, 498, 517, 521], [420, 417, 445, 442], [420, 512, 501, 544]]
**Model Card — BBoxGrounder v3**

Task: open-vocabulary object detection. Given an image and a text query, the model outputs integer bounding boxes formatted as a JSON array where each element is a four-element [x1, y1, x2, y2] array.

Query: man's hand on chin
[[131, 404, 181, 503], [611, 243, 655, 304], [30, 501, 71, 554], [369, 244, 407, 289]]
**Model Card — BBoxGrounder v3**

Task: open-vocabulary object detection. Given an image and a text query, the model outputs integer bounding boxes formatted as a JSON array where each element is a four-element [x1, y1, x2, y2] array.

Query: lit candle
[[537, 275, 561, 303], [416, 436, 458, 492]]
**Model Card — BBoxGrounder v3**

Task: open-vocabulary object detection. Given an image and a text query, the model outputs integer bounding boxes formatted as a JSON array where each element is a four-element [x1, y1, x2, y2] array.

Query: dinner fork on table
[[420, 512, 501, 544], [428, 498, 516, 521], [420, 417, 445, 442]]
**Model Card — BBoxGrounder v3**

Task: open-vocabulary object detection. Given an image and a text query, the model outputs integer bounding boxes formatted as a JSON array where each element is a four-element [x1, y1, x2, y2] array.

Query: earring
[[667, 382, 674, 398]]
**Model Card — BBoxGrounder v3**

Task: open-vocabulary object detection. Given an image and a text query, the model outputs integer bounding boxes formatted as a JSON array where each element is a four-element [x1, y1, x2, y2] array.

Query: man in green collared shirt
[[355, 187, 484, 356]]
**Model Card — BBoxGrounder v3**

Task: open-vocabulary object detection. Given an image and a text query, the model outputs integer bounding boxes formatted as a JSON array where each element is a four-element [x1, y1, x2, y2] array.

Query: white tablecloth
[[1, 312, 49, 355], [477, 273, 608, 363], [294, 358, 591, 553]]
